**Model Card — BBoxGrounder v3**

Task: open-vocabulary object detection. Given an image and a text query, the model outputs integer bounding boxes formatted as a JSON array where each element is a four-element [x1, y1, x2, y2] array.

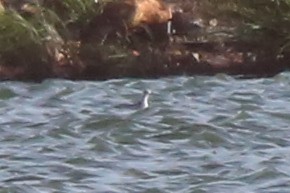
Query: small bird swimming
[[139, 89, 152, 109], [115, 89, 152, 109]]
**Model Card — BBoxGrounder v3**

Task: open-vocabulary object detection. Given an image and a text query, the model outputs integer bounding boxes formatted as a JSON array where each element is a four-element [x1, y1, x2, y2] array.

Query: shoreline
[[0, 0, 289, 81]]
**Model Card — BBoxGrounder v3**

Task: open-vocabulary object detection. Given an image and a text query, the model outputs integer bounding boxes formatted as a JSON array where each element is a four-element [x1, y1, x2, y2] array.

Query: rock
[[130, 0, 172, 27], [81, 0, 172, 42]]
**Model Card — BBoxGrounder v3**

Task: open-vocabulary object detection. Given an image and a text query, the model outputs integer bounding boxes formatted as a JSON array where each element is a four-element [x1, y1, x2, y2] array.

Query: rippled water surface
[[1, 73, 290, 193]]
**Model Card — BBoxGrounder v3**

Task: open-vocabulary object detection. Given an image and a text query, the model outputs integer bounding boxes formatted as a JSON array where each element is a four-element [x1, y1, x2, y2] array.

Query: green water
[[0, 73, 290, 193]]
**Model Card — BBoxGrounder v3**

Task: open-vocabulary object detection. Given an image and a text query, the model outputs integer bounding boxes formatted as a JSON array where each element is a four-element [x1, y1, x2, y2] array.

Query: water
[[0, 73, 290, 193]]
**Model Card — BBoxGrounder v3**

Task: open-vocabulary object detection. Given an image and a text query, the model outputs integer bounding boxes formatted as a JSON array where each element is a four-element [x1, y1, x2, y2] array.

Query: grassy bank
[[0, 0, 290, 80]]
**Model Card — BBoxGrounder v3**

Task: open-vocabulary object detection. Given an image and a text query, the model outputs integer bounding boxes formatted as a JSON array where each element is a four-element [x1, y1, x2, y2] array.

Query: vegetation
[[0, 0, 290, 79], [200, 0, 290, 50]]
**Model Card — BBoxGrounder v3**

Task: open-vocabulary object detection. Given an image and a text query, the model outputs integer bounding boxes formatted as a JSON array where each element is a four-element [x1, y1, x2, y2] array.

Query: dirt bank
[[0, 0, 289, 81]]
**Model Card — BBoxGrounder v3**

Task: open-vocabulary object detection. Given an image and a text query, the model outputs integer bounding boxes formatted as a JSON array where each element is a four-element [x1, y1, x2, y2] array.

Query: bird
[[139, 89, 152, 109], [115, 89, 152, 109]]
